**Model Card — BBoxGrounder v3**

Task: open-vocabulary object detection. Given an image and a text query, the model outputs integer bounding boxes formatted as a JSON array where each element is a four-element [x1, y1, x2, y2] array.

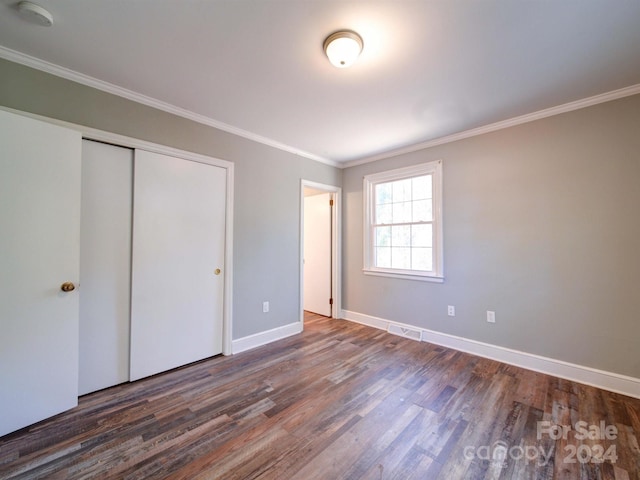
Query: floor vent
[[387, 324, 423, 342]]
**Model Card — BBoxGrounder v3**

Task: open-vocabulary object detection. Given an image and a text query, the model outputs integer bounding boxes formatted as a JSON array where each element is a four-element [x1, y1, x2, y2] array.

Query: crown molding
[[0, 45, 339, 168], [343, 83, 640, 168], [2, 45, 639, 171]]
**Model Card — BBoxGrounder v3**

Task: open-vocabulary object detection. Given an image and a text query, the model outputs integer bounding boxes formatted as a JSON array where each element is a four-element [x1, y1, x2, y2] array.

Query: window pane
[[376, 247, 391, 268], [411, 224, 432, 248], [412, 248, 433, 271], [391, 247, 411, 269], [412, 199, 432, 222], [412, 175, 431, 200], [392, 178, 412, 202], [375, 226, 391, 246], [392, 201, 412, 223], [376, 183, 392, 205], [364, 160, 442, 278], [391, 225, 410, 247], [376, 204, 392, 224]]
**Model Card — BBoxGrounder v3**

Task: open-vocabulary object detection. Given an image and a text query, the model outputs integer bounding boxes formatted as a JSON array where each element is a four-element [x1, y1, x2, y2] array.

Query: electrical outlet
[[262, 301, 269, 313], [487, 310, 496, 323], [447, 305, 455, 316]]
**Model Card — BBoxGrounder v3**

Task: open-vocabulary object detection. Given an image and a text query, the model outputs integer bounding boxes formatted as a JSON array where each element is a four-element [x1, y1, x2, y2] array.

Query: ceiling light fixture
[[17, 1, 53, 27], [323, 30, 363, 68]]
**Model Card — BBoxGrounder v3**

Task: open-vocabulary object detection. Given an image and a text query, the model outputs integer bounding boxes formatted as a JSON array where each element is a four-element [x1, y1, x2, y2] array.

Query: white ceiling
[[1, 1, 640, 166]]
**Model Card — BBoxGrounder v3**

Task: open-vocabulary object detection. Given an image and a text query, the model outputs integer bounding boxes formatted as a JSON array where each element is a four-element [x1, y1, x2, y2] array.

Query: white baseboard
[[341, 310, 640, 399], [232, 321, 303, 354]]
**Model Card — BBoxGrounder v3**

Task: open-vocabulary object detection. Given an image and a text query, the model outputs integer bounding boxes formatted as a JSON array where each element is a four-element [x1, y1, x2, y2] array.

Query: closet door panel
[[79, 140, 133, 395], [130, 150, 225, 381], [0, 110, 81, 436]]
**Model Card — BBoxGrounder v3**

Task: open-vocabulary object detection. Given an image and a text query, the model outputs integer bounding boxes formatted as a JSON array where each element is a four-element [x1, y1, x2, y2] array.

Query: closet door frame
[[0, 108, 235, 357]]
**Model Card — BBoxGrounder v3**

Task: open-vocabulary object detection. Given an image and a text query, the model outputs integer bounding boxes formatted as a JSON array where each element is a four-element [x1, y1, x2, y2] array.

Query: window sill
[[363, 269, 444, 283]]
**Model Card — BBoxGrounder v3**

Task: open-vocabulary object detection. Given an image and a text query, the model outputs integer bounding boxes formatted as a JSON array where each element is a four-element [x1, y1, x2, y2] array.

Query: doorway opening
[[300, 180, 341, 324]]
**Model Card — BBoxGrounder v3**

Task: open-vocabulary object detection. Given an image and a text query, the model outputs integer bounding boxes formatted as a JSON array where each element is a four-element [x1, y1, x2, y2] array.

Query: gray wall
[[3, 56, 639, 378], [343, 94, 640, 378], [0, 58, 342, 340]]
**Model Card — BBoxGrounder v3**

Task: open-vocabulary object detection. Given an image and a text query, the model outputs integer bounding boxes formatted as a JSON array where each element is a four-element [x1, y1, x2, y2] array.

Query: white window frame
[[363, 160, 443, 282]]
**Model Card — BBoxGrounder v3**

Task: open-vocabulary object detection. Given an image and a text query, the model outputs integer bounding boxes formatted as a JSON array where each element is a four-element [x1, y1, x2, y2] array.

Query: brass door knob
[[60, 282, 76, 292], [214, 268, 221, 275]]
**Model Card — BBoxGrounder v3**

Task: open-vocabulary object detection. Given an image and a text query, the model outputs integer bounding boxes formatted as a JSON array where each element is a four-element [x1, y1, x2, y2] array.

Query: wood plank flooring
[[1, 312, 639, 479]]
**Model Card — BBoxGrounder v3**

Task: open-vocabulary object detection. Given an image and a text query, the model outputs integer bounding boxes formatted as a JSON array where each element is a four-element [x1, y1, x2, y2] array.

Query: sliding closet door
[[0, 110, 81, 436], [79, 140, 133, 395], [130, 150, 226, 381]]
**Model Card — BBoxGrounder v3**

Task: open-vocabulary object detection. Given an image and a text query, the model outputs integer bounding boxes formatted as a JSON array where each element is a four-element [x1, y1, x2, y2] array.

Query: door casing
[[300, 180, 342, 324]]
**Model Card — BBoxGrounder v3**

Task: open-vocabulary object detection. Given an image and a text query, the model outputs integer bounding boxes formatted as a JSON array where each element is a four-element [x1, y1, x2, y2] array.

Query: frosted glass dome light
[[323, 31, 363, 68]]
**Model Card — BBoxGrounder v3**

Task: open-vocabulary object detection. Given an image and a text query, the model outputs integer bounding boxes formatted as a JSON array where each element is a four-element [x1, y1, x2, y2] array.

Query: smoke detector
[[17, 1, 53, 27]]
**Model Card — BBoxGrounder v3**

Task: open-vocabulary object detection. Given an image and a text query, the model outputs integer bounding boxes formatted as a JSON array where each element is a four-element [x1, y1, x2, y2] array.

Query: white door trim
[[300, 180, 342, 325], [0, 106, 235, 356]]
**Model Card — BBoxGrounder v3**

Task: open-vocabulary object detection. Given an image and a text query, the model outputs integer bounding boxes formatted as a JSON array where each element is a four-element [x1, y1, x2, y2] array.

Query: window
[[363, 160, 443, 282]]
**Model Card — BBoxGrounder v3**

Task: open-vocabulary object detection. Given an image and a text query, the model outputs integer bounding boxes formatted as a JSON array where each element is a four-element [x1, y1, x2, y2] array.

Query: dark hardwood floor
[[1, 312, 639, 479]]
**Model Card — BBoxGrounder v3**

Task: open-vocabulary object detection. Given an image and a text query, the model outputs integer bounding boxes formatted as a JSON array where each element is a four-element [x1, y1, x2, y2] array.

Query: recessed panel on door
[[130, 150, 226, 381], [0, 110, 81, 436]]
